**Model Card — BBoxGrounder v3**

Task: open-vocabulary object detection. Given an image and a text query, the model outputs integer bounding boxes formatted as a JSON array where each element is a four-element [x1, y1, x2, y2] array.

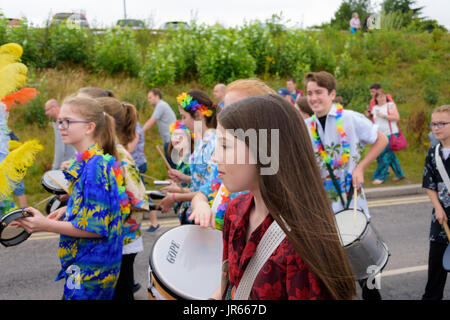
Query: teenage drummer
[[210, 94, 356, 300], [422, 105, 450, 300], [303, 71, 388, 300]]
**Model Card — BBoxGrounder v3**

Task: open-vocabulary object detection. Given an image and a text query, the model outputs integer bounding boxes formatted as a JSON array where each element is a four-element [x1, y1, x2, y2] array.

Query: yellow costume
[[0, 43, 42, 204]]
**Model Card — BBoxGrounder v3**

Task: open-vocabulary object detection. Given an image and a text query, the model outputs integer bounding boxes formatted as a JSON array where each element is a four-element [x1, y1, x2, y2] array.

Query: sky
[[0, 0, 449, 29]]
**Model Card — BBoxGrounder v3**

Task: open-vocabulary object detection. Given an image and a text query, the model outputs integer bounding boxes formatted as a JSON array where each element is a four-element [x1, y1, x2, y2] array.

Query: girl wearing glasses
[[371, 90, 405, 185], [423, 105, 450, 300], [16, 96, 124, 300]]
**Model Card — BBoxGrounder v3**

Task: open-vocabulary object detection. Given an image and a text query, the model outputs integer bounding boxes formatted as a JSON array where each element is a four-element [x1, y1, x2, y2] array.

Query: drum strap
[[233, 220, 286, 300], [435, 144, 450, 193]]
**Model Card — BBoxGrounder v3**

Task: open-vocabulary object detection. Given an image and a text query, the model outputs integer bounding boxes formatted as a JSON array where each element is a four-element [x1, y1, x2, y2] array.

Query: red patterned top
[[222, 193, 329, 300]]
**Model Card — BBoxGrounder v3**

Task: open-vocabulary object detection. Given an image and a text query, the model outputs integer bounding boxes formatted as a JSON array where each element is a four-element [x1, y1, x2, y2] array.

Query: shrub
[[92, 28, 142, 77], [140, 42, 176, 87], [195, 27, 256, 85], [5, 20, 45, 67], [23, 94, 49, 129], [47, 24, 92, 66]]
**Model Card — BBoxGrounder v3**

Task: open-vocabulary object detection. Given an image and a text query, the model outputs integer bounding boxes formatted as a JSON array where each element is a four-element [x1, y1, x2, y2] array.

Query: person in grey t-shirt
[[44, 99, 76, 170], [142, 88, 177, 168]]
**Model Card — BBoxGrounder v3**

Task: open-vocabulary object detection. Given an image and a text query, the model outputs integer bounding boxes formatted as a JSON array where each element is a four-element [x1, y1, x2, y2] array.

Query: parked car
[[7, 18, 24, 27], [51, 12, 89, 29], [159, 21, 190, 30], [116, 19, 145, 29]]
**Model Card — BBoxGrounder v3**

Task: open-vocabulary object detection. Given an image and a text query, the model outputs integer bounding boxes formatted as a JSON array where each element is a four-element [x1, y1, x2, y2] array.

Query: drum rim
[[41, 170, 67, 195], [335, 209, 370, 247], [45, 196, 67, 215], [0, 208, 31, 247], [149, 224, 220, 300]]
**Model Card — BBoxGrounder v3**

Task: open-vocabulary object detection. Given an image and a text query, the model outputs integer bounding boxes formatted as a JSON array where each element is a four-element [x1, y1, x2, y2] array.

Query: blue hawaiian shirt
[[189, 129, 217, 192], [57, 145, 123, 300]]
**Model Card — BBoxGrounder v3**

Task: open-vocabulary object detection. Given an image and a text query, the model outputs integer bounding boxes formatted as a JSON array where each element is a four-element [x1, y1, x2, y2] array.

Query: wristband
[[172, 193, 177, 203]]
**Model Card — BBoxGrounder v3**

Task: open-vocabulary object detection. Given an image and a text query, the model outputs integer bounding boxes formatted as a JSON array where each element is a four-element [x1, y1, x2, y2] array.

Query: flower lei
[[177, 92, 214, 118], [310, 104, 351, 168], [208, 178, 229, 231], [70, 145, 131, 216]]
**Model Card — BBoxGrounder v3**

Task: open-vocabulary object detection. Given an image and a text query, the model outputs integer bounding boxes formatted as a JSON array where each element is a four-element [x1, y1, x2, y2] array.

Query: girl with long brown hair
[[211, 94, 356, 300], [96, 97, 150, 300]]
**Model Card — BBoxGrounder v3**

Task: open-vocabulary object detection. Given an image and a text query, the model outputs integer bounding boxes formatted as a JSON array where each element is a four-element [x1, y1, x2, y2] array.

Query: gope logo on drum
[[166, 240, 181, 264]]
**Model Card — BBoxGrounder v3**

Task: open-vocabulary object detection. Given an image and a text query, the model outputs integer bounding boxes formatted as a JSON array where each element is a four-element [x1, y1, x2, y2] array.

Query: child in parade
[[422, 105, 450, 300], [16, 97, 124, 300], [210, 94, 356, 300], [97, 97, 150, 300], [303, 71, 388, 300]]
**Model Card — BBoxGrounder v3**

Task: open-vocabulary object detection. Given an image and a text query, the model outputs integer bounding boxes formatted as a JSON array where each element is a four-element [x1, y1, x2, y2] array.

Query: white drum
[[41, 170, 68, 195], [335, 209, 390, 280], [148, 224, 223, 300]]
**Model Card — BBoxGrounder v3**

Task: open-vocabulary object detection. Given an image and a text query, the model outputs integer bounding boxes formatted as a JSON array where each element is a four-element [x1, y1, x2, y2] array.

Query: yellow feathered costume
[[0, 43, 42, 203]]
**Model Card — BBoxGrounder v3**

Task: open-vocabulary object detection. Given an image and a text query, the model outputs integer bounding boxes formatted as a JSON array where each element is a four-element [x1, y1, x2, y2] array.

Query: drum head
[[443, 245, 450, 271], [41, 170, 68, 195], [335, 209, 368, 246], [45, 196, 67, 214], [149, 225, 222, 300], [0, 209, 31, 247]]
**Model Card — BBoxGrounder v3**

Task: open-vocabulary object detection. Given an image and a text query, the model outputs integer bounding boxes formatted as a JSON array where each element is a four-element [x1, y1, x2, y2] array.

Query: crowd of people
[[1, 69, 450, 301]]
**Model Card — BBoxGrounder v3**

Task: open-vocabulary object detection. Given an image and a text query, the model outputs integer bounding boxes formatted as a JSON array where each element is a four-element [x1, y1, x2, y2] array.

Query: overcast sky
[[0, 0, 448, 29]]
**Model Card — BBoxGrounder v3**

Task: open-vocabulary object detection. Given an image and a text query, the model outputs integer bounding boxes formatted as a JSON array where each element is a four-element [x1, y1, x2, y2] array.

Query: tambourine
[[46, 195, 68, 215], [41, 170, 69, 195], [0, 208, 32, 247]]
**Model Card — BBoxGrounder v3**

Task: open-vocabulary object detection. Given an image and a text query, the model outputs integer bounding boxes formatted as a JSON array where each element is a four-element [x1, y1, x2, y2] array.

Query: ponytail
[[121, 102, 138, 146], [97, 97, 137, 147], [98, 113, 119, 160]]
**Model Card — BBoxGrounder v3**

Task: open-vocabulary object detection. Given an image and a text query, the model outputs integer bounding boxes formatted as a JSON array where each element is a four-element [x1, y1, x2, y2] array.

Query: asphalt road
[[0, 194, 448, 300]]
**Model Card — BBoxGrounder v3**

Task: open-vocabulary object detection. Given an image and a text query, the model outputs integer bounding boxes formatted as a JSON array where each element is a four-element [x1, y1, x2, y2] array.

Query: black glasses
[[430, 122, 450, 129], [56, 119, 90, 130]]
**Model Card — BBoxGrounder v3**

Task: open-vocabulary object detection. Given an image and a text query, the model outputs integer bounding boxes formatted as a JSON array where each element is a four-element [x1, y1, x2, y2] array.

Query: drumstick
[[156, 145, 183, 189], [443, 221, 450, 240], [156, 145, 172, 171], [48, 174, 69, 194], [140, 173, 159, 181], [33, 195, 54, 208]]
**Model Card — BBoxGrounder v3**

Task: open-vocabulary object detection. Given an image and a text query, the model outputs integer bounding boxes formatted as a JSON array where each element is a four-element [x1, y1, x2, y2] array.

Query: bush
[[5, 20, 45, 67], [239, 21, 277, 75], [47, 24, 92, 66], [92, 28, 142, 77], [195, 27, 256, 85], [140, 42, 176, 88], [23, 94, 49, 129]]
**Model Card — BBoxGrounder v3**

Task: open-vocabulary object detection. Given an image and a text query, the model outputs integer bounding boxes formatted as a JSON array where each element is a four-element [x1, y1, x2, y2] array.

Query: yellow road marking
[[28, 219, 181, 241], [368, 195, 429, 208], [27, 196, 431, 241]]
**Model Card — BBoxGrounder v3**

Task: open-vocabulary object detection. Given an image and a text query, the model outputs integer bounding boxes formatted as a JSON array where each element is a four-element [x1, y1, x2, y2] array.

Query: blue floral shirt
[[189, 129, 217, 192], [57, 145, 123, 300]]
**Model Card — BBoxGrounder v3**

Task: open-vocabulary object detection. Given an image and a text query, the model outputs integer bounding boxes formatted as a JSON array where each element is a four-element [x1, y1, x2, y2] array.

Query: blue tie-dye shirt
[[57, 145, 123, 300]]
